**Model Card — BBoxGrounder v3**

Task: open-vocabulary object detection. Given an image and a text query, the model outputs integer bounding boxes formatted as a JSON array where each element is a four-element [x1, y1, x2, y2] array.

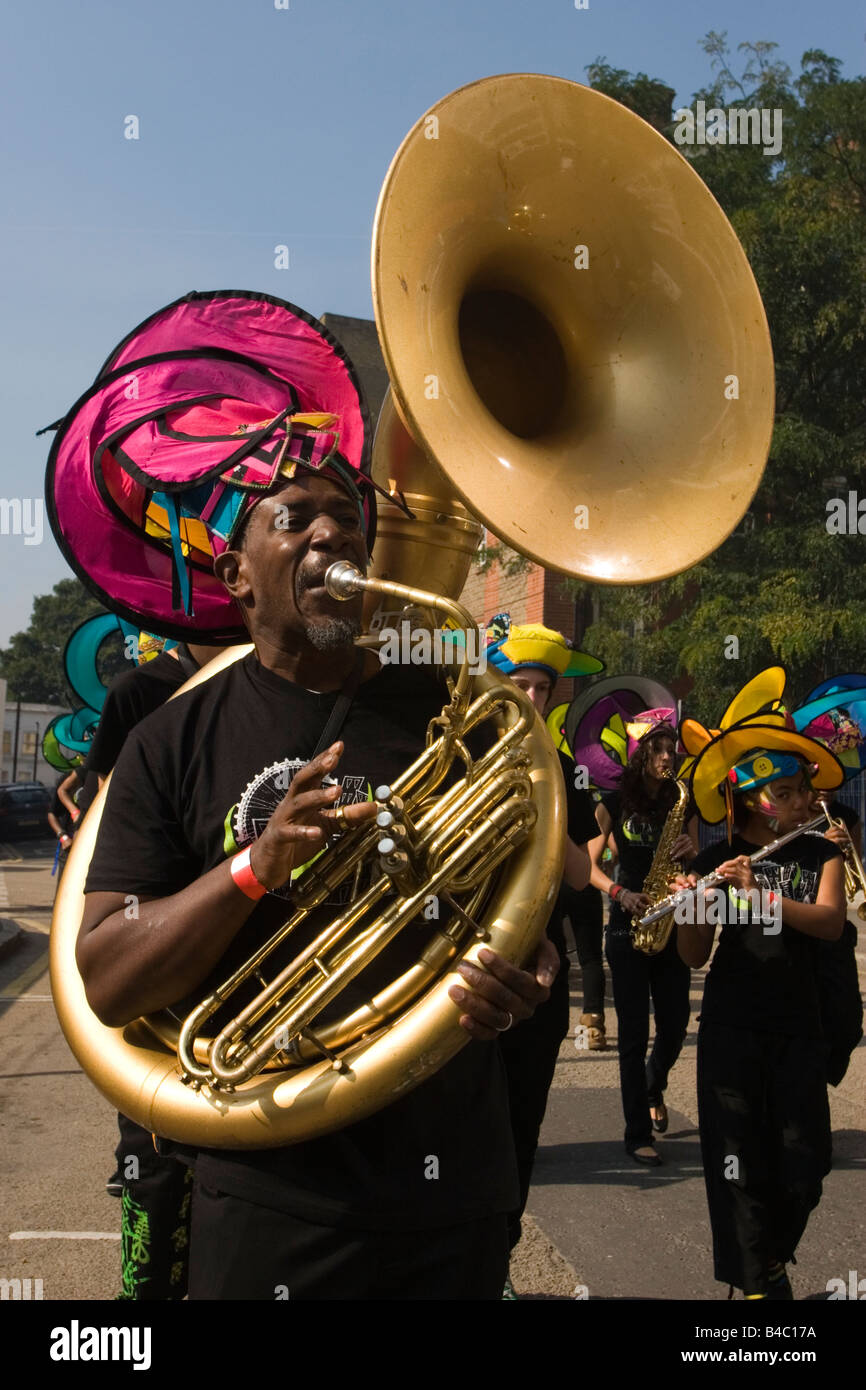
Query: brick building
[[458, 540, 594, 709]]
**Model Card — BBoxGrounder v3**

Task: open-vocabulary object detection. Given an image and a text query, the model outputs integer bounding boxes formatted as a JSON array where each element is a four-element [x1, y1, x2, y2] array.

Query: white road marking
[[0, 994, 53, 1001], [0, 871, 9, 908], [10, 1231, 120, 1241]]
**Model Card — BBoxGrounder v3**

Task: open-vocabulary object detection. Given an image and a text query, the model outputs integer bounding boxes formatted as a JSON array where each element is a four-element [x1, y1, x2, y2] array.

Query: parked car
[[0, 782, 52, 839]]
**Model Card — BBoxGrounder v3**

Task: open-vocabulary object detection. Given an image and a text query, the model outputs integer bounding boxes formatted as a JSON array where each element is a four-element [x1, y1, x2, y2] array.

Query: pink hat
[[45, 291, 376, 641], [625, 708, 680, 760]]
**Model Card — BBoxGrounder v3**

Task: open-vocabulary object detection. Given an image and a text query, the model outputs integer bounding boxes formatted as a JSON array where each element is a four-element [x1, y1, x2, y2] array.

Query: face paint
[[747, 790, 780, 832]]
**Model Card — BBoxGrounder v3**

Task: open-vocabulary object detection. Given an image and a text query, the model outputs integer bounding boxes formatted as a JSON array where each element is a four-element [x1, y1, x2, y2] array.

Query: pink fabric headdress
[[45, 290, 377, 640]]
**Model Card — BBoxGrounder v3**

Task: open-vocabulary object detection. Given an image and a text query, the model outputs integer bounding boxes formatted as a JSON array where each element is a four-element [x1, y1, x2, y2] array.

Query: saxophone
[[630, 774, 690, 955]]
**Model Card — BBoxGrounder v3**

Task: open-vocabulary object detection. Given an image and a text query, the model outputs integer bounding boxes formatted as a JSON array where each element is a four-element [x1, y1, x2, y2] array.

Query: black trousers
[[187, 1180, 509, 1300], [561, 885, 605, 1015], [498, 962, 571, 1250], [605, 929, 690, 1150], [697, 1021, 832, 1294], [115, 1112, 191, 1301]]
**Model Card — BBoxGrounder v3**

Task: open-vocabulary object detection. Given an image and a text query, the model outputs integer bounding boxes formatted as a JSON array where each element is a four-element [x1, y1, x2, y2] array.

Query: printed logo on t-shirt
[[621, 814, 659, 848], [752, 858, 816, 904], [228, 759, 372, 901]]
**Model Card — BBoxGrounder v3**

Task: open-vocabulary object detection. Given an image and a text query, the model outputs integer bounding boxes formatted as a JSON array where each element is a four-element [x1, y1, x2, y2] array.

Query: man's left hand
[[449, 937, 559, 1041]]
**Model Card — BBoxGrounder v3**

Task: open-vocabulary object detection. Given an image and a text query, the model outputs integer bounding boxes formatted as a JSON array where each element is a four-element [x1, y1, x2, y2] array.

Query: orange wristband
[[230, 847, 268, 901]]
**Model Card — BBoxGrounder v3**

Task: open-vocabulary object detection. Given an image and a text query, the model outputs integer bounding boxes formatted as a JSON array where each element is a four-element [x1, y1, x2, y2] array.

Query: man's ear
[[214, 548, 252, 603]]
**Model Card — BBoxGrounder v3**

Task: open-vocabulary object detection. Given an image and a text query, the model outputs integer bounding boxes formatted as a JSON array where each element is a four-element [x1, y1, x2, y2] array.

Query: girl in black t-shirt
[[674, 745, 845, 1300], [590, 719, 698, 1165]]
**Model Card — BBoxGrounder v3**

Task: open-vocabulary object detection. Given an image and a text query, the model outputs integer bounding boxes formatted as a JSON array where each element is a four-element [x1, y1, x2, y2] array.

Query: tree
[[584, 59, 676, 131], [0, 579, 126, 704], [572, 40, 866, 723]]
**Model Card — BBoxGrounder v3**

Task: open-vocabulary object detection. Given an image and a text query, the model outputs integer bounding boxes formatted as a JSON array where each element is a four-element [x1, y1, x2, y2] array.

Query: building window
[[2, 730, 10, 756], [21, 732, 37, 755]]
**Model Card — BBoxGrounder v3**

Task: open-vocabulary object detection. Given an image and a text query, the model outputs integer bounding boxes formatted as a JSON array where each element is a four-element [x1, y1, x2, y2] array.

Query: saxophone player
[[589, 714, 698, 1166]]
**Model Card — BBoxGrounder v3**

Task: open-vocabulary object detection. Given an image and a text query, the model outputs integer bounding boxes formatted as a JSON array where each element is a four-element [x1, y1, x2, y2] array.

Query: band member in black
[[59, 293, 559, 1299], [487, 619, 602, 1284], [590, 715, 697, 1165], [674, 705, 845, 1299], [86, 640, 228, 1299]]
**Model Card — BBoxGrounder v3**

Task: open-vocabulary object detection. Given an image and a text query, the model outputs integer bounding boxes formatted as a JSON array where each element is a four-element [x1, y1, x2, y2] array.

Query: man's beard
[[302, 615, 362, 651]]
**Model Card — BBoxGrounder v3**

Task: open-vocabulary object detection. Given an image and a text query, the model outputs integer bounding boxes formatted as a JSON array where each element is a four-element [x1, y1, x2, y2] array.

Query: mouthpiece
[[324, 561, 365, 599]]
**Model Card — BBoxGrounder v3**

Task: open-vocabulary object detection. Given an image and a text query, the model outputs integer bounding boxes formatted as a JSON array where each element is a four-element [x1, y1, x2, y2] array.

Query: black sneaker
[[767, 1270, 793, 1300]]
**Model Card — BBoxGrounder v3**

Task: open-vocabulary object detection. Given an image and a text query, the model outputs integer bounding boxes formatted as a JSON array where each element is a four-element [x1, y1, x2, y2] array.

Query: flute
[[636, 813, 828, 928]]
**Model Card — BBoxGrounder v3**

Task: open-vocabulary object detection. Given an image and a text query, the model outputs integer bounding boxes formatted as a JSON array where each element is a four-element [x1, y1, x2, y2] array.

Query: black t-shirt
[[85, 653, 519, 1229], [601, 788, 692, 933], [691, 831, 842, 1038], [558, 754, 601, 848], [82, 649, 195, 780], [547, 755, 602, 953], [77, 648, 199, 816]]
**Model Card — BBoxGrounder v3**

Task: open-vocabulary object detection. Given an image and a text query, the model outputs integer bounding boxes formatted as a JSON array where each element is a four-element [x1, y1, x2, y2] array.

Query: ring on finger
[[496, 1011, 514, 1033], [332, 805, 347, 829]]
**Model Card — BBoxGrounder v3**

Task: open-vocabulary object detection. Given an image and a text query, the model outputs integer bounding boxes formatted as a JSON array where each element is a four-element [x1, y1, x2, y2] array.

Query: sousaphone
[[51, 75, 774, 1148]]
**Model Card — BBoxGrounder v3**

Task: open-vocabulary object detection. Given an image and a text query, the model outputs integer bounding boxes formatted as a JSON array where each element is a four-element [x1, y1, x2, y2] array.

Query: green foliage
[[0, 579, 126, 705], [475, 540, 532, 577], [575, 40, 866, 724], [584, 59, 676, 131]]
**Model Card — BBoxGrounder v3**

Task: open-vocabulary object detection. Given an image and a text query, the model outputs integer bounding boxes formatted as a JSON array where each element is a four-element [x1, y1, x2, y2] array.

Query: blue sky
[[0, 0, 861, 644]]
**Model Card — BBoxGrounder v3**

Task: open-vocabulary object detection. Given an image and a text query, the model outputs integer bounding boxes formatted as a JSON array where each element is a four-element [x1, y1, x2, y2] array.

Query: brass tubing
[[424, 768, 531, 873], [211, 794, 523, 1083], [177, 720, 495, 1081], [417, 718, 531, 827], [178, 871, 393, 1079], [326, 562, 477, 714], [269, 879, 492, 1064], [443, 800, 537, 895], [176, 714, 482, 1080], [230, 756, 532, 1073], [207, 789, 541, 1086]]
